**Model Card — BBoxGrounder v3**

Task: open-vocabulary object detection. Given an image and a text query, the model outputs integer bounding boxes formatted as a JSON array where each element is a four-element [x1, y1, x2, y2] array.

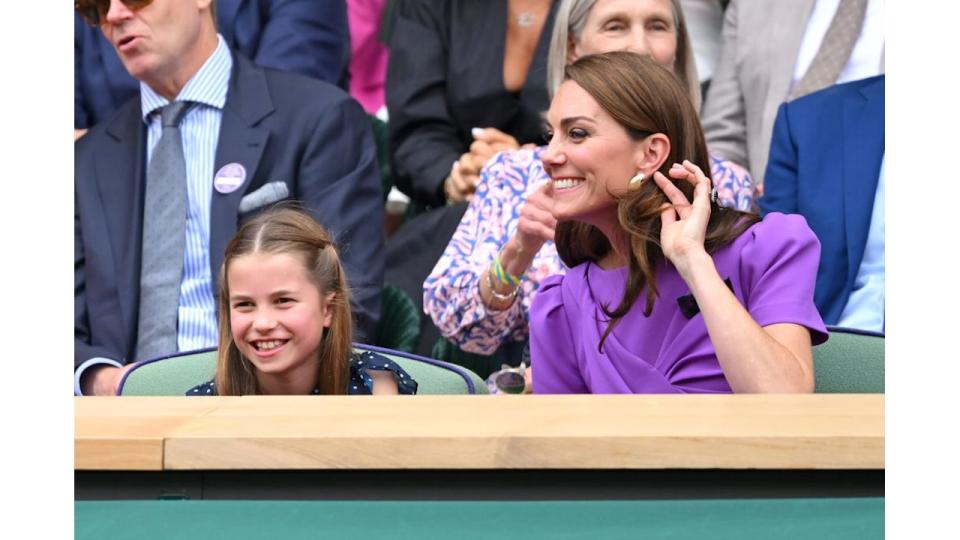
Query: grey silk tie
[[790, 0, 868, 100], [135, 101, 191, 360]]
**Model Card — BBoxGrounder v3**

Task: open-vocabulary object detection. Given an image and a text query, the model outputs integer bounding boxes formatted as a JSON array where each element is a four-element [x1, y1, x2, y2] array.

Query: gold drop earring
[[628, 171, 645, 191]]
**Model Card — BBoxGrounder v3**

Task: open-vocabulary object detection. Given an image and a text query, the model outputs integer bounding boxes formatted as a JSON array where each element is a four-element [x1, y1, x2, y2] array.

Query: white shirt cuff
[[74, 357, 124, 396]]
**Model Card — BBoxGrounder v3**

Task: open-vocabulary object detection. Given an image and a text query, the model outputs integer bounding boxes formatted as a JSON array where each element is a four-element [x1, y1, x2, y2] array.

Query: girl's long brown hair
[[554, 52, 760, 350], [215, 207, 353, 395]]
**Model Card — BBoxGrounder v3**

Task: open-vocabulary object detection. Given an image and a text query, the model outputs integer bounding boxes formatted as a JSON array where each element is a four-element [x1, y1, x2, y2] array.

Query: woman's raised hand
[[515, 181, 557, 251], [654, 160, 713, 277], [496, 181, 556, 284]]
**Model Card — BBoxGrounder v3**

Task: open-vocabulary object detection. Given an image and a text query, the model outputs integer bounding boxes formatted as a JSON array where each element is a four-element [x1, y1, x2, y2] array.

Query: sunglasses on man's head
[[75, 0, 154, 27]]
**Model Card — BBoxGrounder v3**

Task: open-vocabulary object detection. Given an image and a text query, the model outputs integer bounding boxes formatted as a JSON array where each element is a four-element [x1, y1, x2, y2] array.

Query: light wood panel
[[74, 397, 222, 470], [75, 394, 883, 471]]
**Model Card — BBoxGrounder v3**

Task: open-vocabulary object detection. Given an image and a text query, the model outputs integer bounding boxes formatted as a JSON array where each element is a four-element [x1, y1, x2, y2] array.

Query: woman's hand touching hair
[[654, 160, 713, 280]]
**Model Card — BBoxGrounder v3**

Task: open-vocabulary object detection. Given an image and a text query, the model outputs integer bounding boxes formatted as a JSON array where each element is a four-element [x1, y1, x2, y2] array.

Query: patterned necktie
[[135, 101, 191, 361], [790, 0, 868, 100]]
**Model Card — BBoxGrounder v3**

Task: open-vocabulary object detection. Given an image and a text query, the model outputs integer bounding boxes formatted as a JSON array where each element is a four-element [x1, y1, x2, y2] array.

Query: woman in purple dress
[[530, 51, 827, 394]]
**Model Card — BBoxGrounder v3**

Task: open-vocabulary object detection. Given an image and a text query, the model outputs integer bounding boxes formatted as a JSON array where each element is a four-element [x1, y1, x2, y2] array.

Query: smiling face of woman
[[540, 80, 646, 232], [570, 0, 678, 70]]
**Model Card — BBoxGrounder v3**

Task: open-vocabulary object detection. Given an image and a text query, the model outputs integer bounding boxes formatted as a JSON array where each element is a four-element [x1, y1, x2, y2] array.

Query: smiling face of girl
[[226, 251, 334, 391]]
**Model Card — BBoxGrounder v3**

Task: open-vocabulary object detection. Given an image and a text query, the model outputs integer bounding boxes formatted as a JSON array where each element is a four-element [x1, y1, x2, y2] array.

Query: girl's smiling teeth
[[253, 339, 289, 351], [553, 177, 585, 190]]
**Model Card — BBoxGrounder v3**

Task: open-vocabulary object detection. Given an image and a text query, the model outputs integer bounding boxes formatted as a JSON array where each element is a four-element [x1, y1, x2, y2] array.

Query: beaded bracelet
[[485, 268, 519, 304], [492, 249, 523, 287]]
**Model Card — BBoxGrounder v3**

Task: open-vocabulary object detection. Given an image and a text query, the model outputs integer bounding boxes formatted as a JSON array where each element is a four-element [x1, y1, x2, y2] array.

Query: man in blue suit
[[760, 75, 884, 332], [75, 0, 350, 132], [75, 0, 383, 394]]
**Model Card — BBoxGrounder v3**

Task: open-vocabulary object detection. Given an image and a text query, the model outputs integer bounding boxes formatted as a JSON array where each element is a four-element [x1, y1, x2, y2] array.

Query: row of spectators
[[74, 0, 883, 396]]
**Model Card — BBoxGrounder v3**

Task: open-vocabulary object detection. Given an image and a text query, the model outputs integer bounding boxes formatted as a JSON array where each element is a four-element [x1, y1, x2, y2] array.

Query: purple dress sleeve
[[529, 274, 589, 394], [738, 212, 829, 344]]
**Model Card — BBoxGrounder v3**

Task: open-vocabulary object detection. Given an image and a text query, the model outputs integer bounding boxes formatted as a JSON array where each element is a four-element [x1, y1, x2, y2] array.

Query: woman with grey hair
[[424, 0, 755, 382]]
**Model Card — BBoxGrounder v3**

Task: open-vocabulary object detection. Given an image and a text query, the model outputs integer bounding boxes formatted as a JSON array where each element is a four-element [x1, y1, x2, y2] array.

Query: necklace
[[516, 12, 536, 27]]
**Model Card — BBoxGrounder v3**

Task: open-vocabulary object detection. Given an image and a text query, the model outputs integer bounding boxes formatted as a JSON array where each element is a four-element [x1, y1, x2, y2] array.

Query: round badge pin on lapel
[[213, 163, 246, 194]]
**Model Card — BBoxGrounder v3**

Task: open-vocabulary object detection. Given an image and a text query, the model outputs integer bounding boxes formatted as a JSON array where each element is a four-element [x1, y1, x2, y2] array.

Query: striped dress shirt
[[140, 35, 233, 352]]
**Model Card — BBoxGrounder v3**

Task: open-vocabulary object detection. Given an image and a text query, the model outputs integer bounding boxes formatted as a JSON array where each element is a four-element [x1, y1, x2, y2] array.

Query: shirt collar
[[140, 34, 233, 123]]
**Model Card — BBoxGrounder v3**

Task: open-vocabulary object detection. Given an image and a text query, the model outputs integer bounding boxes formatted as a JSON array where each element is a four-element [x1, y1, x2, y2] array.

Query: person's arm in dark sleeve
[[386, 0, 463, 207], [758, 102, 799, 216], [299, 94, 385, 342], [75, 12, 91, 130], [247, 0, 350, 85], [75, 185, 131, 395]]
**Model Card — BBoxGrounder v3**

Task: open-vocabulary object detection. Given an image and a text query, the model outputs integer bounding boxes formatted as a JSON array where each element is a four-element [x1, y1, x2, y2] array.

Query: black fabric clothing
[[385, 202, 469, 357], [185, 351, 419, 395], [386, 0, 558, 207]]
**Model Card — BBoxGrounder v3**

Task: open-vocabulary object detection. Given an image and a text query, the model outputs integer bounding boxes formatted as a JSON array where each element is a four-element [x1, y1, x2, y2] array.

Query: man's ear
[[633, 133, 671, 176]]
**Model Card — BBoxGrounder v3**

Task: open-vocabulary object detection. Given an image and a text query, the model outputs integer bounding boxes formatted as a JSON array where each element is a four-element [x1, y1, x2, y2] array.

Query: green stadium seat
[[118, 344, 488, 396], [813, 326, 884, 393]]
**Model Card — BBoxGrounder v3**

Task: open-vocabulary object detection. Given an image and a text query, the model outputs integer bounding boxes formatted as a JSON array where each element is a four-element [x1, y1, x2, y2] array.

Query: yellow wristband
[[493, 250, 522, 287]]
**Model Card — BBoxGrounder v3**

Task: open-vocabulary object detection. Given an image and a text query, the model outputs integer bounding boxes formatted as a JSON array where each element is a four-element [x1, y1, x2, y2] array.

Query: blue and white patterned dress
[[185, 351, 418, 395]]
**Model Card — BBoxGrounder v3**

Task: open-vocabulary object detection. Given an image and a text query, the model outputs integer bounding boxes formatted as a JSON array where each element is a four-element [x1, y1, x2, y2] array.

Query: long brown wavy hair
[[554, 52, 759, 350], [214, 207, 353, 395]]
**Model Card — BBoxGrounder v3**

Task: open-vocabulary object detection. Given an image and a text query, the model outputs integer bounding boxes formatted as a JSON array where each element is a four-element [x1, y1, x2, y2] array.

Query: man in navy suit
[[760, 75, 884, 331], [75, 0, 383, 395], [75, 0, 350, 132]]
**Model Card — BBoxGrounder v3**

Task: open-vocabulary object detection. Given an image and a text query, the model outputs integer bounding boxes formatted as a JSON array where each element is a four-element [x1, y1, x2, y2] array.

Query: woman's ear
[[633, 133, 671, 176], [567, 37, 579, 64]]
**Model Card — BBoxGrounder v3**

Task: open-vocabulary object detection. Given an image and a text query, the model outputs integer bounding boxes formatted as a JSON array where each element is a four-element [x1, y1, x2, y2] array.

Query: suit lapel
[[766, 0, 817, 115], [97, 100, 147, 333], [209, 54, 274, 287], [841, 78, 885, 289]]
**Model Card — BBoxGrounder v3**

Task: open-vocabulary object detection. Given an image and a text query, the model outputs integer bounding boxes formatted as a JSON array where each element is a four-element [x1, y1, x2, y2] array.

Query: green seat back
[[362, 344, 487, 395], [118, 345, 487, 396], [375, 284, 420, 353], [813, 327, 884, 393], [119, 349, 218, 396], [431, 338, 506, 381], [430, 338, 529, 381]]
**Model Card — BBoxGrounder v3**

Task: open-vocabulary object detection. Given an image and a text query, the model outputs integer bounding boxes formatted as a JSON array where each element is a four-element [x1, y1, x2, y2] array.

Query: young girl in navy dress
[[187, 208, 417, 396]]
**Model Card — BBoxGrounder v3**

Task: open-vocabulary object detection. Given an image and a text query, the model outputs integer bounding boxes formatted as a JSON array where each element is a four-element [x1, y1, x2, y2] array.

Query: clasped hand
[[446, 127, 529, 203]]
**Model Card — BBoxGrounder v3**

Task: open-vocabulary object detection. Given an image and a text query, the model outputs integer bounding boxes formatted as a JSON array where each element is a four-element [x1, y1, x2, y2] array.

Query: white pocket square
[[239, 181, 289, 214]]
